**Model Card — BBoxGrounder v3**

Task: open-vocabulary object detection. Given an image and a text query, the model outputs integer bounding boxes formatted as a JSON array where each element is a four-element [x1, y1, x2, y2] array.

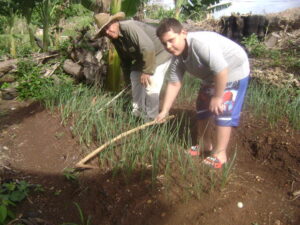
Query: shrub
[[15, 60, 54, 100], [242, 34, 267, 57]]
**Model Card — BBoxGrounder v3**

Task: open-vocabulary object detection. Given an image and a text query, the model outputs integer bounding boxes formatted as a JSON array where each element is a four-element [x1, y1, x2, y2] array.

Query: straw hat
[[94, 12, 125, 37]]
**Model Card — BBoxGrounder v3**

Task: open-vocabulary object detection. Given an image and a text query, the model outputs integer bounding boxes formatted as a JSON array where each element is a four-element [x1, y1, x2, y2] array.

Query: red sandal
[[187, 145, 202, 156], [202, 156, 224, 169]]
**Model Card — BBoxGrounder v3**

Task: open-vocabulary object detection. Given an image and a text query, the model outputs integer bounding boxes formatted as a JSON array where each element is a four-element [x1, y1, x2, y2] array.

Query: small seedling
[[33, 184, 45, 193], [54, 190, 62, 196], [63, 168, 79, 182], [61, 202, 91, 225]]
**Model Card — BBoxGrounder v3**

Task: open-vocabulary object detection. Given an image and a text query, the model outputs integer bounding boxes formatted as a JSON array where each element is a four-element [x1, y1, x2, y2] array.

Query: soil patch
[[0, 101, 299, 225]]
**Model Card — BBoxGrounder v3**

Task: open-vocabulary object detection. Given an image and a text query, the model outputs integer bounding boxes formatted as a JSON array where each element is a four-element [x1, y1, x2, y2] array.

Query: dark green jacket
[[112, 20, 171, 77]]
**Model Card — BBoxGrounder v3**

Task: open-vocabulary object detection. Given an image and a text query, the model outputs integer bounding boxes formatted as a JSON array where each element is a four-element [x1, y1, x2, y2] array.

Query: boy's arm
[[210, 68, 228, 115], [156, 81, 182, 121]]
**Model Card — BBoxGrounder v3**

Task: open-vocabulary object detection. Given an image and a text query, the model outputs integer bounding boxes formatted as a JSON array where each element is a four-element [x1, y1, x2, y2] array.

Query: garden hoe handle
[[75, 115, 175, 169]]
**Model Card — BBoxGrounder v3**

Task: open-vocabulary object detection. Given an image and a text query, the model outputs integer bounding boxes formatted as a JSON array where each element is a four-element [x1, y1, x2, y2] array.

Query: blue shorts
[[196, 76, 249, 127]]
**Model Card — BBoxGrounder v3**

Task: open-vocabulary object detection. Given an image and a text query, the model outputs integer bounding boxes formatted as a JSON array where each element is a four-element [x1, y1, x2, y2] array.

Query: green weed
[[63, 168, 79, 182], [62, 202, 91, 225], [245, 80, 300, 129], [0, 82, 10, 89], [0, 180, 31, 224], [15, 59, 54, 100], [221, 149, 237, 188], [144, 5, 174, 20], [176, 73, 201, 104], [242, 34, 267, 57]]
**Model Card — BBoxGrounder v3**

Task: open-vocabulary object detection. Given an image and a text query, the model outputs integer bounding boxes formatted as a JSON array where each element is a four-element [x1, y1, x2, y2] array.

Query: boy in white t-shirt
[[155, 18, 250, 169]]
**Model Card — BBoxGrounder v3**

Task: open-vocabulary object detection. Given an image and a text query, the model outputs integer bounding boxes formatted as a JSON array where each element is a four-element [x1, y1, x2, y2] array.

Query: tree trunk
[[24, 7, 35, 48], [42, 0, 50, 52], [8, 12, 16, 57]]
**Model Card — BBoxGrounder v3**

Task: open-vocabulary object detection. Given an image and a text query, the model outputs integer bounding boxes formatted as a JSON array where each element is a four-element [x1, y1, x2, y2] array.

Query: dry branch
[[0, 52, 60, 76], [96, 85, 131, 113], [43, 62, 61, 77], [75, 115, 175, 169]]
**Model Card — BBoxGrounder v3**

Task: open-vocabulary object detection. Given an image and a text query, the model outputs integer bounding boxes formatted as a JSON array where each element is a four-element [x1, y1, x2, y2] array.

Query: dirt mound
[[266, 7, 300, 31]]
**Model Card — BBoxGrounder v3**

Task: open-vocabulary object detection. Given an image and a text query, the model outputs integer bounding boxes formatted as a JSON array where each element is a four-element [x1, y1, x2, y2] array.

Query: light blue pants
[[130, 59, 171, 120]]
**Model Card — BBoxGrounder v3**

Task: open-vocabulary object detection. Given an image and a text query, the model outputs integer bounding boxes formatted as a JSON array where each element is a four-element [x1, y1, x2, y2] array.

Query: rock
[[1, 88, 18, 100], [265, 32, 280, 48]]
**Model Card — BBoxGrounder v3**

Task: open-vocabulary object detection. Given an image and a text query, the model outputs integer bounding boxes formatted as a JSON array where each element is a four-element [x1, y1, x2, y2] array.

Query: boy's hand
[[155, 111, 168, 123], [209, 96, 224, 115], [140, 73, 151, 87]]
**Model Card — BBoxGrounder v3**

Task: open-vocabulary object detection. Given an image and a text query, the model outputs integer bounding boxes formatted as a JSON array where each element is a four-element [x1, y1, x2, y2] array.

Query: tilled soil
[[0, 100, 299, 225]]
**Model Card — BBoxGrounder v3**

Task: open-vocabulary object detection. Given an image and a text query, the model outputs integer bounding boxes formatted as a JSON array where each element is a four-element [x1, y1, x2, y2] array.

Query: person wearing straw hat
[[94, 12, 171, 121]]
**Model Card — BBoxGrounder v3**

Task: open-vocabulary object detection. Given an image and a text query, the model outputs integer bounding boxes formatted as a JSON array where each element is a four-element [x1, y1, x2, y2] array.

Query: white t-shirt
[[168, 31, 250, 83]]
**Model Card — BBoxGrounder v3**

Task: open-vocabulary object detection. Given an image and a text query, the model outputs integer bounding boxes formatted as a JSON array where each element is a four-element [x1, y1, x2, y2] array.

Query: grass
[[62, 202, 91, 225], [245, 79, 300, 129], [30, 35, 298, 199], [36, 62, 299, 200], [176, 73, 201, 104], [39, 78, 231, 198]]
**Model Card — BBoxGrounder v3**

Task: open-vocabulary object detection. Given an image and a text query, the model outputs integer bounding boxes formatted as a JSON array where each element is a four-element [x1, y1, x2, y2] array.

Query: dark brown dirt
[[0, 99, 299, 225]]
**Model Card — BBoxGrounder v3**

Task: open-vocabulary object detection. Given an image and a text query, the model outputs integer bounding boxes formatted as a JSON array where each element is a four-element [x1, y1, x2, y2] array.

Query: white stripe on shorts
[[217, 117, 232, 120]]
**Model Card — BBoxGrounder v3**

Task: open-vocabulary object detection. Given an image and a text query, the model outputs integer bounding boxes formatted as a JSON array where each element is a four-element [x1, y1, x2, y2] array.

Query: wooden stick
[[43, 62, 61, 77], [96, 85, 130, 113], [75, 115, 175, 169]]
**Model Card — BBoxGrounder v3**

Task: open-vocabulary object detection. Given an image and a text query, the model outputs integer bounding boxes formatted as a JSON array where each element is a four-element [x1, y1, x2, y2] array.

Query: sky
[[213, 0, 300, 18], [148, 0, 300, 17]]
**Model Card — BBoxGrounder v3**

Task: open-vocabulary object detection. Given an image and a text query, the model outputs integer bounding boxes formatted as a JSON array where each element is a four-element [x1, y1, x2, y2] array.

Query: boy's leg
[[190, 84, 214, 155], [145, 60, 171, 120], [195, 118, 213, 152], [213, 126, 232, 163], [130, 71, 145, 117], [207, 76, 250, 165]]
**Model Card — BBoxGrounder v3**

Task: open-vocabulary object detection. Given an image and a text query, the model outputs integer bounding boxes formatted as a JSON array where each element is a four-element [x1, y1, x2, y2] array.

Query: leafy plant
[[0, 180, 31, 224], [144, 5, 174, 20], [64, 3, 91, 19], [15, 59, 54, 100], [63, 168, 79, 182], [241, 34, 267, 57], [0, 82, 10, 89]]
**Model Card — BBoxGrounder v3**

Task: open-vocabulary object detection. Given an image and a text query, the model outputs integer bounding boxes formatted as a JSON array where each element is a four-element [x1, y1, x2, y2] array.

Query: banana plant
[[0, 0, 19, 57], [17, 0, 38, 48], [175, 0, 222, 20], [106, 0, 122, 92], [106, 0, 147, 91], [174, 0, 187, 20]]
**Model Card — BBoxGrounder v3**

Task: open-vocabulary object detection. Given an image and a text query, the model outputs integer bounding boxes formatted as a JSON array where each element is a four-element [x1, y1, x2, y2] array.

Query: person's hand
[[209, 96, 224, 115], [140, 73, 151, 87], [155, 111, 169, 123]]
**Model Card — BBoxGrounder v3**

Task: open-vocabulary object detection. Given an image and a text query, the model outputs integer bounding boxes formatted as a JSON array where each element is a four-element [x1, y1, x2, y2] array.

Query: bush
[[64, 3, 92, 18], [15, 60, 54, 100], [144, 5, 174, 20], [242, 34, 267, 57]]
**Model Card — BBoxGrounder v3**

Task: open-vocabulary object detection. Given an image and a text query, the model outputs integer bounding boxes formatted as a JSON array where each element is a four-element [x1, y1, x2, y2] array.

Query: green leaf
[[0, 205, 7, 223], [6, 208, 15, 220], [9, 191, 26, 202], [3, 182, 16, 192], [121, 0, 143, 17]]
